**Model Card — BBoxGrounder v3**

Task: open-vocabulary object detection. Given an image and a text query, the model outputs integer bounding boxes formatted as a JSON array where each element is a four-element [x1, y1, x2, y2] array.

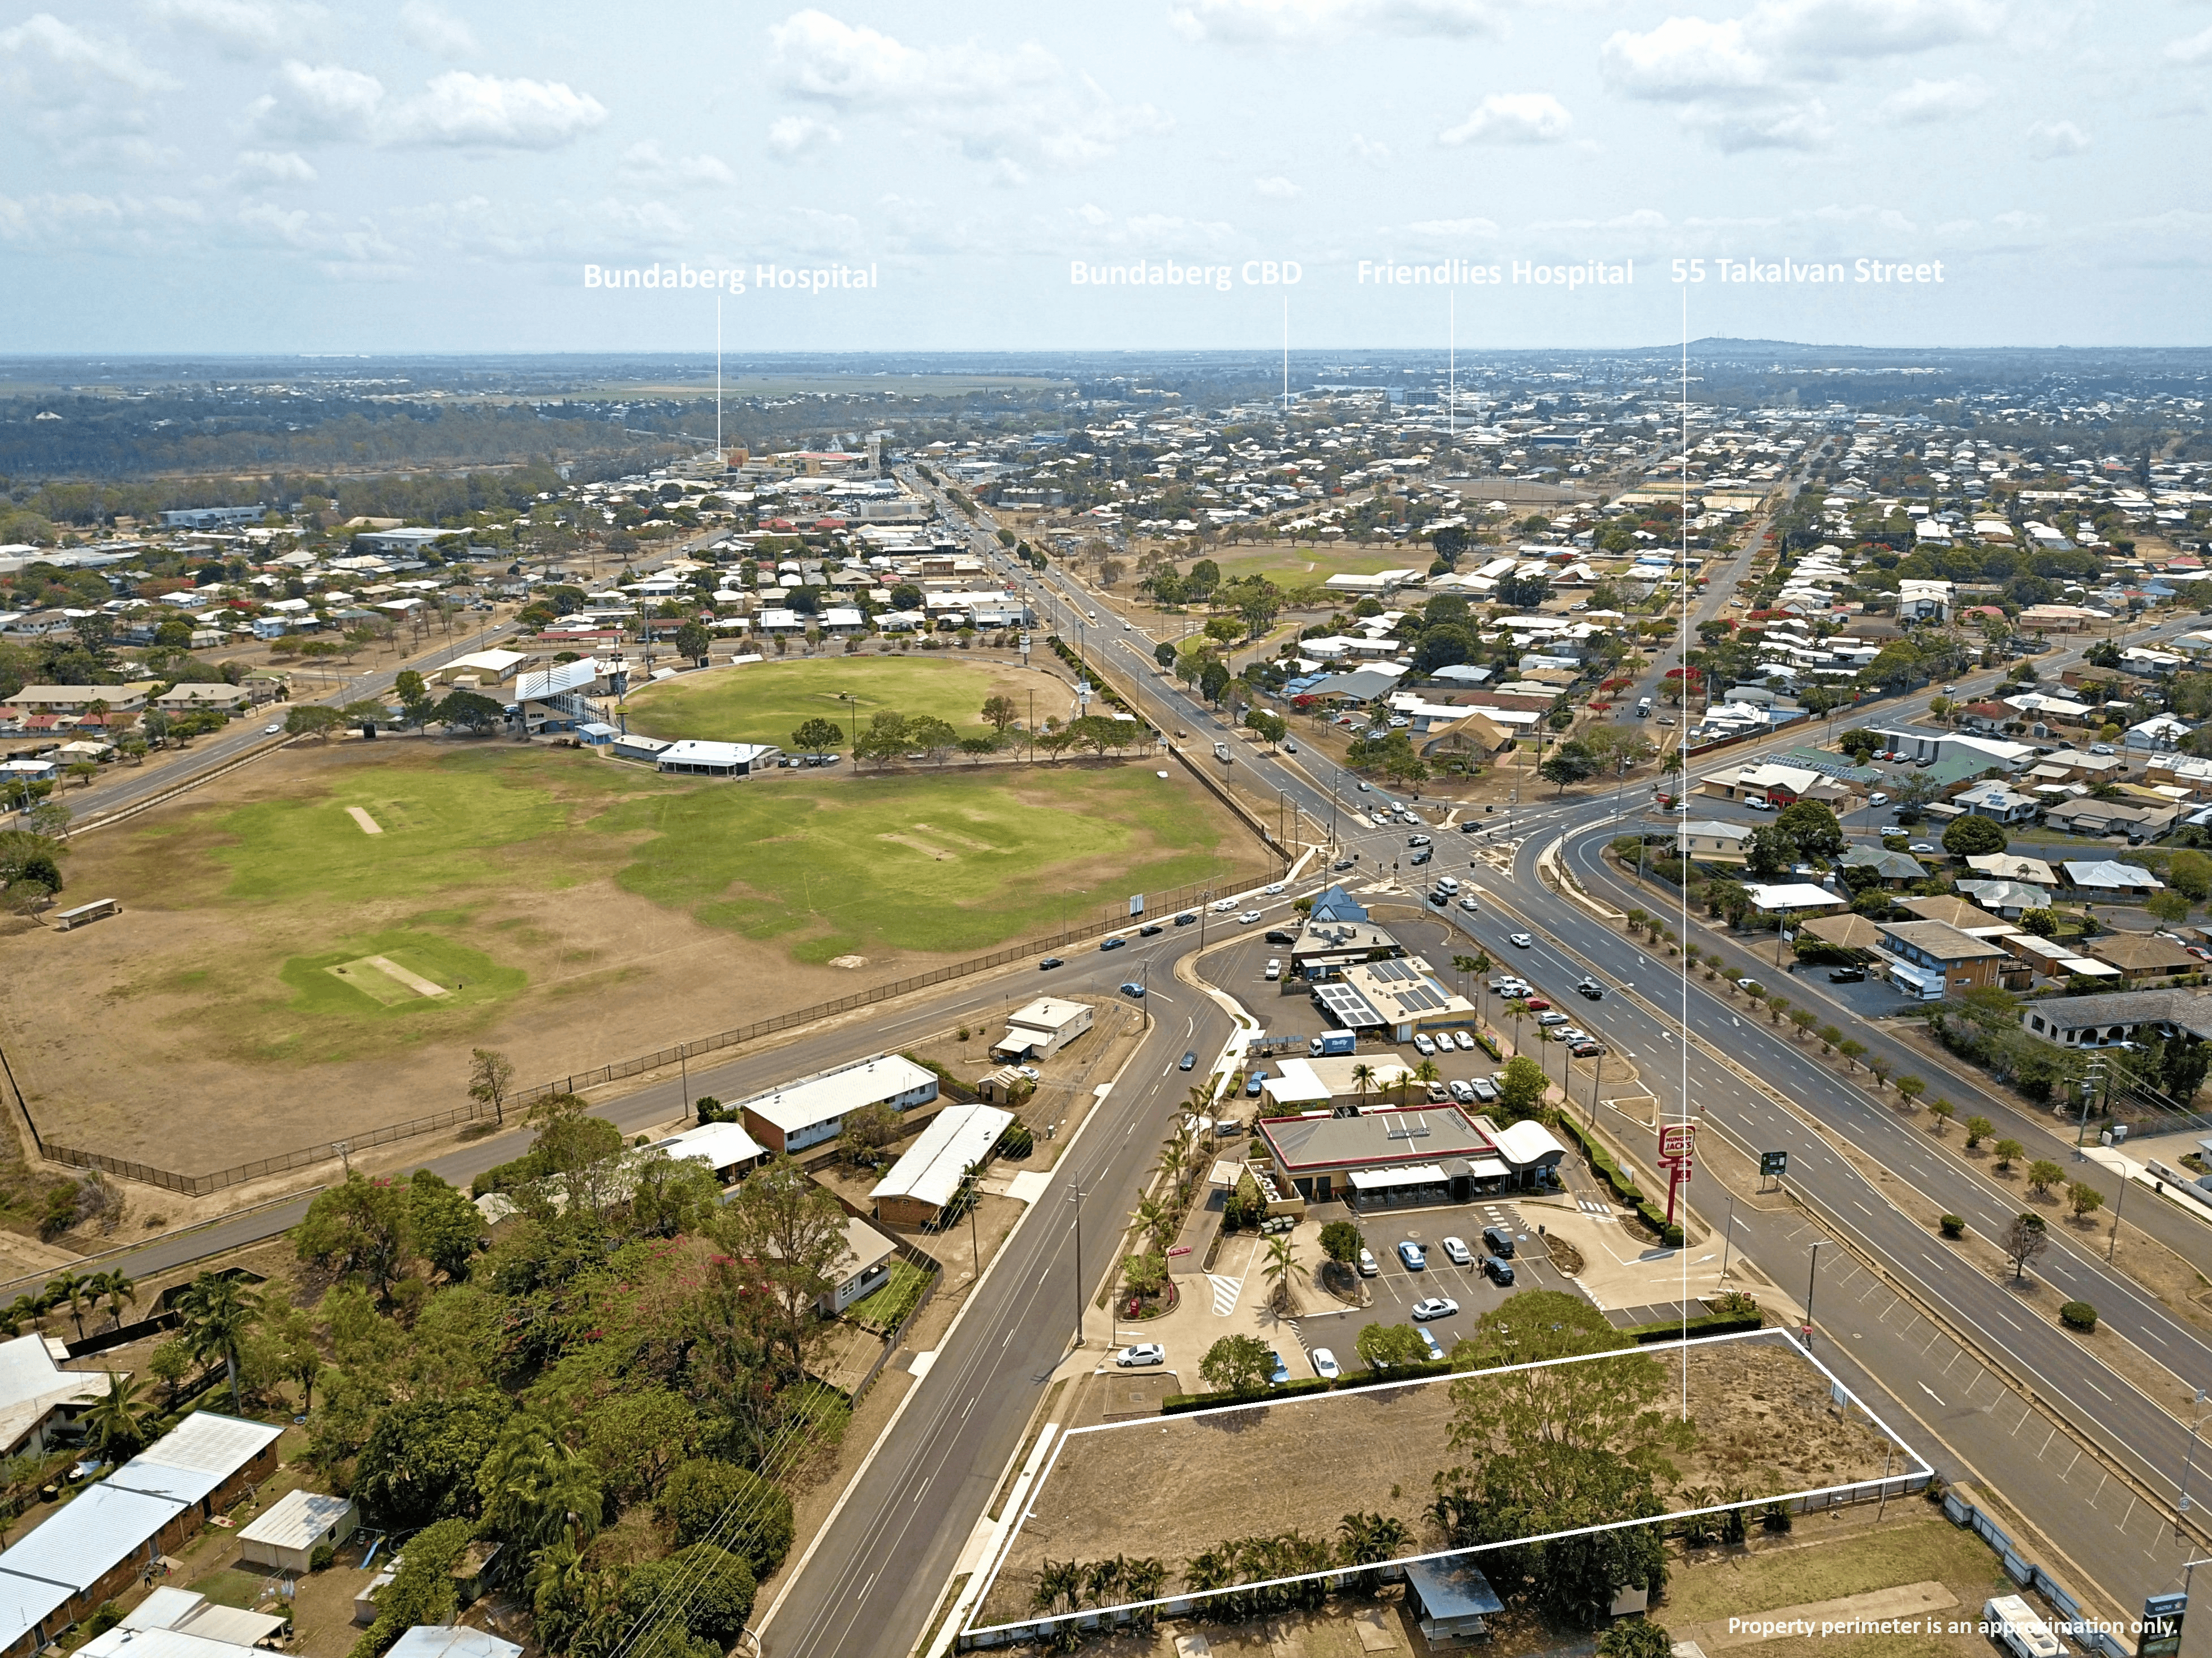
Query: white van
[[1635, 697, 1653, 718]]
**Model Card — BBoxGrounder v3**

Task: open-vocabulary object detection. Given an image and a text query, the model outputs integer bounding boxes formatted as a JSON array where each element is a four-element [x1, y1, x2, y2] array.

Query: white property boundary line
[[959, 1325, 1933, 1646]]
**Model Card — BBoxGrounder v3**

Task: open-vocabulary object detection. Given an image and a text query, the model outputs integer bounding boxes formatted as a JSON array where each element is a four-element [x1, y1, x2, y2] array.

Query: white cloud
[[1063, 204, 1235, 252], [249, 59, 384, 143], [387, 72, 606, 148], [766, 114, 841, 158], [1601, 16, 1765, 98], [1253, 174, 1300, 198], [2167, 24, 2212, 64], [767, 9, 1168, 172], [1878, 76, 1989, 123], [251, 61, 605, 148], [0, 188, 205, 252], [2025, 119, 2089, 157], [1698, 101, 1834, 150], [1405, 216, 1499, 237], [1168, 0, 1501, 44], [0, 12, 177, 152], [234, 146, 317, 183], [1439, 92, 1572, 144], [1348, 132, 1391, 166], [619, 140, 738, 187], [398, 1, 476, 58], [145, 0, 324, 59], [1753, 0, 2002, 68]]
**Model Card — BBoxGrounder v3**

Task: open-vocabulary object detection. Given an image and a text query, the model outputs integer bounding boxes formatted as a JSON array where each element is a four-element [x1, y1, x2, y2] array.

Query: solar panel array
[[1313, 982, 1385, 1025]]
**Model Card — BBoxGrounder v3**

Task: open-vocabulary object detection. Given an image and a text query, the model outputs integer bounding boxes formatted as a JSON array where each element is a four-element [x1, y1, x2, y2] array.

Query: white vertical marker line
[[1679, 282, 1691, 1418]]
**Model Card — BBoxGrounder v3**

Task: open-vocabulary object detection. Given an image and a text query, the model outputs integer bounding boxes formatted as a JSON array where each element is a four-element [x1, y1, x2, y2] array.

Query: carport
[[1404, 1555, 1506, 1641], [1347, 1163, 1449, 1210]]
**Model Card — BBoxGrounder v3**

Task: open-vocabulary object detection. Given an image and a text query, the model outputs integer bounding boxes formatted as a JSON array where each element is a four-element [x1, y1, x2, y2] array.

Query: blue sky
[[3, 0, 2208, 353]]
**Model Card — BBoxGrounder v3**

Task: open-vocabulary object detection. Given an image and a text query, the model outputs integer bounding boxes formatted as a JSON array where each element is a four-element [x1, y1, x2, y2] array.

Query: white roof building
[[736, 1054, 940, 1154], [870, 1102, 1015, 1220], [655, 739, 780, 776], [648, 1120, 767, 1180], [0, 1332, 113, 1458]]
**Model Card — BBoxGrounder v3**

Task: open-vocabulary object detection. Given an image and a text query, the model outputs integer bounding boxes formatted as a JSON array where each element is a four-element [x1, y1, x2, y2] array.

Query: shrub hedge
[[1554, 1116, 1685, 1247]]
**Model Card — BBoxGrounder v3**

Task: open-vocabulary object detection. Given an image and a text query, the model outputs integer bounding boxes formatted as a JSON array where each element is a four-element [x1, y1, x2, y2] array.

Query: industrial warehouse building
[[737, 1053, 940, 1155]]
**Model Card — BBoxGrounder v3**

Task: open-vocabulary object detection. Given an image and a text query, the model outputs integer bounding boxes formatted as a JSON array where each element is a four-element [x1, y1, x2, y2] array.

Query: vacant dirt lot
[[977, 1335, 1906, 1627]]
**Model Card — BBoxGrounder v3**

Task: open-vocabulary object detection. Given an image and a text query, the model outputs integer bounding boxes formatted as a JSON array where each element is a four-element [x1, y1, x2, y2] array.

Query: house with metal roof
[[736, 1054, 939, 1155], [1255, 1104, 1507, 1207], [2022, 987, 2212, 1047], [870, 1102, 1014, 1227]]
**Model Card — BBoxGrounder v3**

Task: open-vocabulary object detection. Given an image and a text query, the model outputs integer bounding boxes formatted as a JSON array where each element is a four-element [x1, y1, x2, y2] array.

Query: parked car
[[1356, 1249, 1380, 1277], [1397, 1241, 1426, 1271], [1482, 1255, 1516, 1286], [1413, 1033, 1437, 1056], [1469, 1077, 1499, 1103], [1509, 932, 1534, 948], [1569, 1039, 1605, 1058], [1536, 1011, 1569, 1027], [1418, 1325, 1445, 1362], [1269, 1349, 1291, 1385], [1266, 927, 1297, 944], [1265, 958, 1282, 979], [1829, 966, 1867, 982], [1447, 1079, 1475, 1104], [1039, 957, 1064, 970], [1115, 1343, 1165, 1368], [1247, 1070, 1268, 1096], [1120, 982, 1146, 998], [1441, 1236, 1472, 1266], [1452, 1029, 1476, 1051], [1523, 997, 1552, 1011], [1101, 935, 1127, 951], [1311, 1348, 1341, 1380], [1411, 1297, 1459, 1322], [1179, 1051, 1197, 1070]]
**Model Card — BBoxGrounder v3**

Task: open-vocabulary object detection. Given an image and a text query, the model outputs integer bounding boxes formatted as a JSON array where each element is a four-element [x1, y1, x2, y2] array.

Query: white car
[[1237, 910, 1262, 925], [1212, 899, 1239, 913], [1264, 882, 1286, 895], [1411, 1297, 1460, 1322], [1412, 1033, 1437, 1056], [1451, 1030, 1476, 1051], [1440, 1236, 1473, 1266], [262, 722, 283, 733], [1458, 895, 1478, 913], [1310, 1347, 1340, 1380], [1265, 958, 1282, 979], [1509, 933, 1534, 948], [1115, 1343, 1165, 1368]]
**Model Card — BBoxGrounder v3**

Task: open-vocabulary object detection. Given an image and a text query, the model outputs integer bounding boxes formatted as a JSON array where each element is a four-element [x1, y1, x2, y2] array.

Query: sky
[[2, 0, 2210, 355]]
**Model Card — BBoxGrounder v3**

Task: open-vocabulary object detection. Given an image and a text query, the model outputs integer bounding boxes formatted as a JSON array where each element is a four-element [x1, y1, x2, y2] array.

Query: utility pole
[[1803, 1239, 1827, 1345], [1067, 1181, 1085, 1349]]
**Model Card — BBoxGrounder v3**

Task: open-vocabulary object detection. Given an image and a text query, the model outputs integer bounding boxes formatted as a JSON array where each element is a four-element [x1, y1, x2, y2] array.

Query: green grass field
[[597, 762, 1228, 962], [97, 744, 1243, 1065], [623, 657, 1041, 746], [1198, 543, 1421, 590]]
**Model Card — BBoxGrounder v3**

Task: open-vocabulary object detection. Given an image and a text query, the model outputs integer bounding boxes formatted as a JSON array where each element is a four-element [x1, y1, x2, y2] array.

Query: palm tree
[[1411, 1058, 1441, 1103], [1261, 1236, 1307, 1312], [481, 1418, 604, 1554], [90, 1270, 136, 1332], [74, 1371, 157, 1461], [176, 1272, 255, 1412], [42, 1271, 90, 1344], [1349, 1063, 1377, 1108], [0, 1296, 42, 1338]]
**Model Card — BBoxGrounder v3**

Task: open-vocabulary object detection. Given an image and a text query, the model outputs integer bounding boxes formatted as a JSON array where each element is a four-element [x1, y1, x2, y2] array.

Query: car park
[[1115, 1343, 1165, 1367], [1451, 1029, 1475, 1051], [1411, 1033, 1436, 1057], [1829, 966, 1866, 982], [1311, 1347, 1340, 1379], [1441, 1236, 1472, 1266], [1101, 935, 1127, 951], [1482, 1225, 1515, 1257], [1356, 1248, 1379, 1277], [1396, 1241, 1426, 1270], [1179, 1051, 1197, 1070], [1120, 982, 1146, 998], [1482, 1255, 1516, 1285], [1509, 932, 1534, 948], [1039, 957, 1064, 970]]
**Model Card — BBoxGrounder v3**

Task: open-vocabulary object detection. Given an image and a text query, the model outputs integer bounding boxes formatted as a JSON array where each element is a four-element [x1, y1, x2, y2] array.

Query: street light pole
[[1803, 1239, 1827, 1344], [1067, 1181, 1085, 1349], [2180, 1390, 2209, 1540], [1719, 1192, 1738, 1280]]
